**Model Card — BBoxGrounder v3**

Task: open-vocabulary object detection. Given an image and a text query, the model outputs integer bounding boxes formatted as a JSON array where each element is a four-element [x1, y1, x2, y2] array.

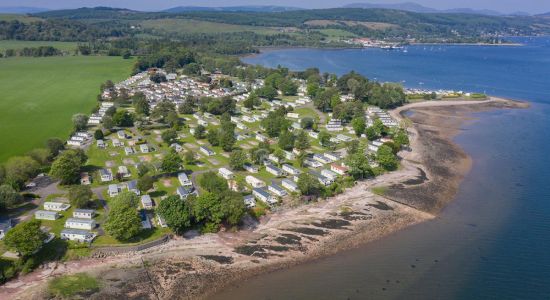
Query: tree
[[151, 101, 176, 122], [223, 193, 247, 226], [194, 125, 206, 139], [351, 117, 366, 137], [102, 116, 114, 131], [4, 156, 40, 189], [184, 151, 196, 165], [137, 175, 154, 192], [377, 145, 399, 171], [294, 130, 310, 151], [104, 192, 141, 241], [137, 163, 150, 177], [161, 129, 178, 144], [192, 192, 225, 232], [112, 110, 134, 127], [207, 128, 220, 146], [243, 92, 260, 109], [161, 150, 183, 173], [157, 195, 192, 234], [257, 86, 278, 100], [229, 150, 247, 170], [297, 173, 322, 197], [165, 111, 179, 127], [279, 79, 298, 96], [133, 95, 150, 116], [27, 148, 50, 165], [300, 117, 314, 130], [365, 127, 379, 141], [198, 172, 228, 194], [68, 185, 93, 208], [346, 153, 373, 180], [49, 150, 83, 185], [393, 130, 410, 148], [219, 127, 236, 152], [318, 131, 332, 148], [72, 114, 88, 131], [250, 148, 269, 165], [150, 73, 167, 83], [4, 220, 47, 257], [0, 185, 22, 211], [46, 138, 64, 157], [278, 130, 295, 151], [346, 140, 361, 155]]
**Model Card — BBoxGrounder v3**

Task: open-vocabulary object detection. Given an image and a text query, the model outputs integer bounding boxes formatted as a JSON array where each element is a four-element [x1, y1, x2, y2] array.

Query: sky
[[2, 0, 550, 14]]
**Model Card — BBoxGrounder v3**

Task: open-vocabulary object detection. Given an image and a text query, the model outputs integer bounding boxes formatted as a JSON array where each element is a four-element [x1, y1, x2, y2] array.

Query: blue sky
[[2, 0, 550, 14]]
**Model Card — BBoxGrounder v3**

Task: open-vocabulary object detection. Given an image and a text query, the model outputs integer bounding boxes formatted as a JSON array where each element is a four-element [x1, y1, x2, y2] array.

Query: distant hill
[[343, 2, 502, 16], [163, 6, 303, 13], [0, 6, 49, 14], [34, 6, 141, 19], [537, 12, 550, 17]]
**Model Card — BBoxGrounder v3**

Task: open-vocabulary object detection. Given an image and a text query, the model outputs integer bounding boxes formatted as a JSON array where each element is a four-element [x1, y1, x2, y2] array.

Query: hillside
[[163, 6, 303, 13], [343, 2, 502, 15]]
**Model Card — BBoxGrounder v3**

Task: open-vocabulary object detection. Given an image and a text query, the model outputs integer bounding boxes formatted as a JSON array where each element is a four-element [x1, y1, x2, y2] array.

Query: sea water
[[210, 37, 550, 299]]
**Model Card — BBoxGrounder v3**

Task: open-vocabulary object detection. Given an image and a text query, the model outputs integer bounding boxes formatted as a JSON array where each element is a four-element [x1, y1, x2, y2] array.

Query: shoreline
[[1, 97, 528, 300]]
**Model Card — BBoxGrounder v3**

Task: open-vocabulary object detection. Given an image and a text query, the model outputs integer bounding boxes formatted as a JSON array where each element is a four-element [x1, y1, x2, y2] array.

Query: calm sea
[[210, 37, 550, 299]]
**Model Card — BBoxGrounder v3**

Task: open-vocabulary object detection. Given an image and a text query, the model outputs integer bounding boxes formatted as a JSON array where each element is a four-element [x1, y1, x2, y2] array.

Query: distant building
[[35, 210, 59, 221], [61, 229, 96, 243]]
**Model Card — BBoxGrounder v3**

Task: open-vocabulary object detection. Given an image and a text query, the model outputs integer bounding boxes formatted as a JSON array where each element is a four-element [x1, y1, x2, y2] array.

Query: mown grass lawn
[[48, 273, 100, 298], [0, 56, 134, 162]]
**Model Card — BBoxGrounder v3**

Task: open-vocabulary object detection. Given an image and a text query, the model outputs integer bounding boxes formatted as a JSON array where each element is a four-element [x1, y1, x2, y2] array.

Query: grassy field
[[0, 56, 134, 162], [139, 18, 282, 35], [0, 40, 79, 52]]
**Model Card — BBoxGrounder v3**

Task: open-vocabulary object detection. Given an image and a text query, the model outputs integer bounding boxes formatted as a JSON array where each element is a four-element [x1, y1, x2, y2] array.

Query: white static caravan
[[65, 218, 96, 230], [60, 229, 96, 243], [218, 168, 234, 180], [35, 210, 59, 221], [44, 202, 71, 212], [246, 176, 265, 188], [73, 209, 95, 219]]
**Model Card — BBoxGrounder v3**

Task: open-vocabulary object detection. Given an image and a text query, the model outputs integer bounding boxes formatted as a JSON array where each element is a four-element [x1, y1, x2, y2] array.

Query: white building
[[65, 218, 96, 230], [73, 209, 95, 219], [266, 165, 284, 177], [100, 169, 113, 182], [268, 183, 287, 197], [108, 184, 120, 197], [218, 168, 234, 180], [282, 179, 299, 192], [246, 176, 265, 188], [282, 164, 301, 176], [35, 210, 59, 221], [61, 229, 96, 243], [253, 188, 276, 205], [141, 195, 153, 209], [178, 173, 192, 187], [200, 146, 214, 156], [44, 202, 70, 212]]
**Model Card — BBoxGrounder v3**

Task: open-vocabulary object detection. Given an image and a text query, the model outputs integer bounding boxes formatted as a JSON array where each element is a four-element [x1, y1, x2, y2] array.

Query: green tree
[[219, 127, 236, 152], [27, 148, 50, 165], [184, 151, 196, 165], [49, 150, 83, 185], [161, 129, 178, 144], [112, 110, 134, 127], [157, 195, 192, 234], [278, 130, 295, 151], [243, 92, 260, 109], [377, 145, 399, 171], [346, 153, 373, 180], [207, 128, 220, 146], [137, 175, 154, 192], [4, 156, 40, 189], [68, 185, 93, 208], [198, 172, 228, 194], [297, 173, 323, 196], [94, 129, 104, 140], [300, 117, 314, 130], [294, 130, 310, 151], [393, 130, 410, 148], [257, 86, 278, 100], [351, 117, 366, 137], [72, 114, 88, 131], [0, 184, 22, 211], [161, 150, 183, 173], [194, 125, 206, 139], [192, 192, 225, 232], [104, 206, 141, 241], [133, 95, 150, 116], [4, 220, 47, 257], [46, 138, 64, 157], [229, 150, 247, 171], [137, 163, 150, 177], [318, 131, 332, 148], [279, 79, 298, 96], [102, 116, 114, 131]]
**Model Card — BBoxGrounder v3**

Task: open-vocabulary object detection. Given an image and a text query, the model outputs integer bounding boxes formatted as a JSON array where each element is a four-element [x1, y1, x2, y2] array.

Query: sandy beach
[[0, 97, 528, 300]]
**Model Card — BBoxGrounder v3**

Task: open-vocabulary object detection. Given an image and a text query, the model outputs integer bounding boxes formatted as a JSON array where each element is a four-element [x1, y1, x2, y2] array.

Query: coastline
[[1, 97, 528, 300]]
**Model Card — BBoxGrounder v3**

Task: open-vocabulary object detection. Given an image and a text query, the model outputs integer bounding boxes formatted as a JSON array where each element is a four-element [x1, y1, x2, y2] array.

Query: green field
[[0, 56, 134, 162], [139, 18, 282, 35], [0, 40, 79, 52]]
